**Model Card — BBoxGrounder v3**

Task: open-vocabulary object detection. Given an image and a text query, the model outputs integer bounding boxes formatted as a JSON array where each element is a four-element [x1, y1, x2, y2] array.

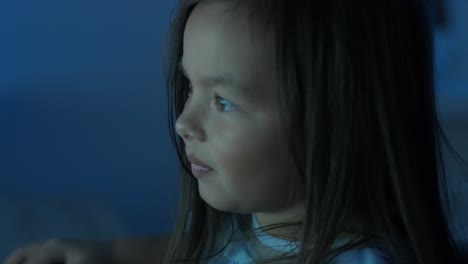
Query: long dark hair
[[162, 0, 467, 263]]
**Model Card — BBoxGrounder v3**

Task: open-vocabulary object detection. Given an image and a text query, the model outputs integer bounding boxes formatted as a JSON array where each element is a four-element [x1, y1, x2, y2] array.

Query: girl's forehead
[[182, 1, 278, 97], [184, 1, 265, 54]]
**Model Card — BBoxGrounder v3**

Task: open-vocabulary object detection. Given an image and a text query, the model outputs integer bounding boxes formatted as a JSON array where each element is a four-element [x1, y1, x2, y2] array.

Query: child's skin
[[175, 0, 306, 239]]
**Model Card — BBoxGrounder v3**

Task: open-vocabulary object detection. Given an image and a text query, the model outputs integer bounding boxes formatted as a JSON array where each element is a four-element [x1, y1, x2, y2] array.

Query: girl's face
[[175, 1, 304, 223]]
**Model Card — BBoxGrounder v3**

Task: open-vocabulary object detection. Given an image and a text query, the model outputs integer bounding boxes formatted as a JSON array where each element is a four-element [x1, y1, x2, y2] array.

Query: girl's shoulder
[[329, 247, 392, 264], [327, 231, 415, 264]]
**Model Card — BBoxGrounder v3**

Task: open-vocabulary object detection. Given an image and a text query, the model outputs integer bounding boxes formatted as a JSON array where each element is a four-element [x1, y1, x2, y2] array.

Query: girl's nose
[[175, 108, 205, 142]]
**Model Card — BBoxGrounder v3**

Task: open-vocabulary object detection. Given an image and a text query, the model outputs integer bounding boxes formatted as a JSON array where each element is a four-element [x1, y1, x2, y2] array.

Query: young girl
[[5, 0, 467, 263]]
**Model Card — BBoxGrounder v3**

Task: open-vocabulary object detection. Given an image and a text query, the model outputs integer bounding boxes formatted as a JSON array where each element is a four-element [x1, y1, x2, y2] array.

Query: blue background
[[0, 0, 180, 253], [0, 0, 467, 261]]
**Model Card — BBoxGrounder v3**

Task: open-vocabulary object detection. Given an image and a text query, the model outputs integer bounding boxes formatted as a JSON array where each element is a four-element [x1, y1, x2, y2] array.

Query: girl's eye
[[185, 82, 238, 112], [215, 95, 238, 112]]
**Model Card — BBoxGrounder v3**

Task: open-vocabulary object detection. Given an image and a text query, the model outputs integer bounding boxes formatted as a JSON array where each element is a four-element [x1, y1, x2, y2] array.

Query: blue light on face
[[216, 96, 238, 112]]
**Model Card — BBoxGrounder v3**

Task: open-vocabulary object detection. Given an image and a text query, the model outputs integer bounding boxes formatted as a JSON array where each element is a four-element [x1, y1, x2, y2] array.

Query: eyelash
[[185, 83, 238, 112]]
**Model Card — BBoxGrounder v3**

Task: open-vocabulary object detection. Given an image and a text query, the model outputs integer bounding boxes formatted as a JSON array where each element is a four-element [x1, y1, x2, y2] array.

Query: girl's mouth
[[191, 163, 214, 179]]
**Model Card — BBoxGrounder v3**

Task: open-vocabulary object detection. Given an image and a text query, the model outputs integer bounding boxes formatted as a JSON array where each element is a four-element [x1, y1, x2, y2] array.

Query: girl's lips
[[187, 154, 214, 179], [190, 163, 213, 179], [187, 154, 213, 170]]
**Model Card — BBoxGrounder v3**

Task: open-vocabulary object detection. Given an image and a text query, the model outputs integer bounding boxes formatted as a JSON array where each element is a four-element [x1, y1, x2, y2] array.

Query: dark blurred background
[[0, 0, 467, 260]]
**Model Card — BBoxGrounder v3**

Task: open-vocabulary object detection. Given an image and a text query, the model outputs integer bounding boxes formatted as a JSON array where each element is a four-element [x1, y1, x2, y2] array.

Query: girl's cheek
[[210, 124, 248, 159], [209, 116, 238, 142]]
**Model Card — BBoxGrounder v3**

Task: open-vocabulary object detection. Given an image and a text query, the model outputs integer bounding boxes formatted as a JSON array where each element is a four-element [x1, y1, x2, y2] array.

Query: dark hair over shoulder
[[162, 0, 468, 263]]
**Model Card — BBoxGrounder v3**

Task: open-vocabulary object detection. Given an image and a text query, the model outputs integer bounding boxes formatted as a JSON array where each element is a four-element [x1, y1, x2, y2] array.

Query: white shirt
[[207, 214, 392, 264]]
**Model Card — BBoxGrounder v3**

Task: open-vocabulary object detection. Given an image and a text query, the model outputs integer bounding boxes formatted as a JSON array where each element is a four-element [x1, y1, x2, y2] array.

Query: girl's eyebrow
[[178, 61, 252, 97]]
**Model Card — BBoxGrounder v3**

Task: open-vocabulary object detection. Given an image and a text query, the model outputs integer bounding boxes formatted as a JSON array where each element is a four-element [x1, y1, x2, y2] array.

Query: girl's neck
[[254, 202, 305, 241]]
